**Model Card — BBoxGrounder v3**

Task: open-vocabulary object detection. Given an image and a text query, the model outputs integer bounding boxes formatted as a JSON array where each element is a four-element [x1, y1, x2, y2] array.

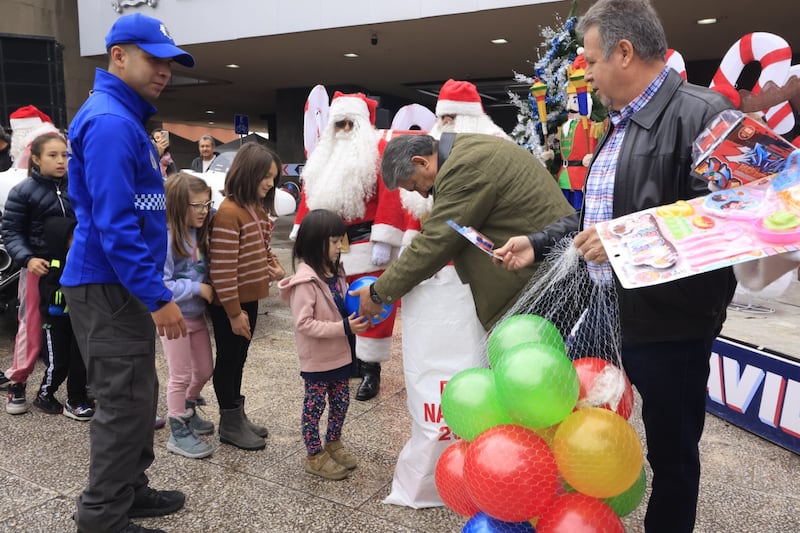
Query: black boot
[[356, 362, 381, 401]]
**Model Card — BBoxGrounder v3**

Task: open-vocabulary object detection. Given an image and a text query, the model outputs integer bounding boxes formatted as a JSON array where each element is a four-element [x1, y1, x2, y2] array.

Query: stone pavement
[[0, 216, 798, 532]]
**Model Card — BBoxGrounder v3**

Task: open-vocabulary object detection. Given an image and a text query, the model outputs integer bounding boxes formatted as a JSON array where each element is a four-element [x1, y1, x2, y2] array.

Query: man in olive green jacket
[[355, 133, 573, 330]]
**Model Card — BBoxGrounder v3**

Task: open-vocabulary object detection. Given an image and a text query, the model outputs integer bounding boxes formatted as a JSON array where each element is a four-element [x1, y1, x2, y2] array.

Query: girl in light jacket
[[278, 209, 368, 481]]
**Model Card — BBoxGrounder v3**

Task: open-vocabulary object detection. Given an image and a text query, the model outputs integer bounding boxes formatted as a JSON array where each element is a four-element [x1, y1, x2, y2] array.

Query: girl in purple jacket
[[161, 173, 216, 460], [278, 209, 368, 481]]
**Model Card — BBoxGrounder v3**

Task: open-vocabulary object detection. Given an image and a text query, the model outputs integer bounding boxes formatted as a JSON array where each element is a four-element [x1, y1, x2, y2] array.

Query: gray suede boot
[[238, 395, 268, 438], [185, 399, 214, 435], [167, 415, 213, 459], [218, 404, 266, 450]]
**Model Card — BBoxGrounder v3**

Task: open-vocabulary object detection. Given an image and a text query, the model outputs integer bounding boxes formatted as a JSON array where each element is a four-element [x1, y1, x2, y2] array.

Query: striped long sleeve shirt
[[209, 198, 276, 317]]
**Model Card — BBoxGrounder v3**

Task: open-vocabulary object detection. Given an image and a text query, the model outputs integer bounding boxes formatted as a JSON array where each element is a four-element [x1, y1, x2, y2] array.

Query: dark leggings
[[302, 378, 349, 456], [210, 301, 259, 409]]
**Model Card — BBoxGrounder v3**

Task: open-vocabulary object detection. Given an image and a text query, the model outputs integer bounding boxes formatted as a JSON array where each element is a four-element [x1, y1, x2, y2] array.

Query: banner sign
[[707, 336, 800, 455]]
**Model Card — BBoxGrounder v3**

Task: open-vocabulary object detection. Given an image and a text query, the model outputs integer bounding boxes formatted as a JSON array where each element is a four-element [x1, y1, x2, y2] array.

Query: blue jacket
[[62, 68, 172, 311], [1, 169, 72, 266], [163, 228, 209, 318]]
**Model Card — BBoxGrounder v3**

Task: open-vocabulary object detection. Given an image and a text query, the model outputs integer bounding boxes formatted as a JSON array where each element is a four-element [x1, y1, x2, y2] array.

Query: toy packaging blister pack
[[691, 109, 796, 189], [598, 149, 800, 289], [447, 220, 498, 258]]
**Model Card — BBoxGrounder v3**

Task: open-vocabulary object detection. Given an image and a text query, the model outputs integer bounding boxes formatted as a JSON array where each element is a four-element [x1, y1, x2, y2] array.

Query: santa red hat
[[329, 91, 377, 125], [435, 79, 484, 116], [9, 105, 56, 166], [10, 105, 53, 131]]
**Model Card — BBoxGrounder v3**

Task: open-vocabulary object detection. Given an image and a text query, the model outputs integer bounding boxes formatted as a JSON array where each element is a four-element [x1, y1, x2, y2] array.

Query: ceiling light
[[205, 110, 214, 114], [491, 38, 509, 44], [225, 64, 240, 69], [344, 53, 359, 58], [696, 18, 717, 25], [208, 121, 215, 125]]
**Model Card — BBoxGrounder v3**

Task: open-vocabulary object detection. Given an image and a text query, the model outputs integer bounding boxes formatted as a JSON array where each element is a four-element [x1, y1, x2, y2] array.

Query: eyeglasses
[[189, 200, 214, 212], [334, 119, 354, 130]]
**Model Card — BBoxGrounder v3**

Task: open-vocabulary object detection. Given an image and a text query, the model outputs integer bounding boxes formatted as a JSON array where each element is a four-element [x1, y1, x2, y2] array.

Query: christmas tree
[[509, 0, 605, 174]]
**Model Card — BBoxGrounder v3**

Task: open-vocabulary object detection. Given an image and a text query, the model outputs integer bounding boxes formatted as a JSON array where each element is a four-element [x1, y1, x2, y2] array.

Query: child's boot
[[167, 415, 213, 459], [185, 399, 214, 435], [305, 450, 349, 480], [219, 404, 266, 450], [324, 440, 357, 469]]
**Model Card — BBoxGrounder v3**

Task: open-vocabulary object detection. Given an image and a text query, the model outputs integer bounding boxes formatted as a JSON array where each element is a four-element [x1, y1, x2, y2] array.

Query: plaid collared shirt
[[583, 67, 670, 282]]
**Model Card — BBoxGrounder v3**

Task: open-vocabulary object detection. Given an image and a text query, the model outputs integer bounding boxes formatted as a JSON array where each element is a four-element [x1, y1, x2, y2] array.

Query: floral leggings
[[302, 378, 350, 456]]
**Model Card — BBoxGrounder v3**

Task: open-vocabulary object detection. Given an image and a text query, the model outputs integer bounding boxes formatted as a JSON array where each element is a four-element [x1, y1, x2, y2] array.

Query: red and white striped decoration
[[710, 32, 794, 134], [665, 49, 687, 80]]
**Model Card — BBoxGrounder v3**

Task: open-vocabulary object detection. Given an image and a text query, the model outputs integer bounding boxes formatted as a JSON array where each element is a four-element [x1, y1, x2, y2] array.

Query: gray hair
[[199, 134, 215, 146], [380, 135, 437, 189], [577, 0, 667, 62]]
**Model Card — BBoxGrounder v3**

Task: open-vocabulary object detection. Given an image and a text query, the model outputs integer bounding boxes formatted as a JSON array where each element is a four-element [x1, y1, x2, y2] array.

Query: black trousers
[[63, 284, 158, 533], [622, 338, 713, 533], [210, 301, 258, 409], [38, 314, 89, 404]]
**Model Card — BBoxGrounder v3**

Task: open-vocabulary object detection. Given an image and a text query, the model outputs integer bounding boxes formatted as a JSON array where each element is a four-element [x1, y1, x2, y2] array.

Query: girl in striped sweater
[[208, 143, 285, 451]]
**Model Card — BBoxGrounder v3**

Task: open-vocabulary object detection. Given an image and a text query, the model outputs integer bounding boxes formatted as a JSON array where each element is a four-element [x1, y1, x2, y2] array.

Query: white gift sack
[[383, 266, 486, 508]]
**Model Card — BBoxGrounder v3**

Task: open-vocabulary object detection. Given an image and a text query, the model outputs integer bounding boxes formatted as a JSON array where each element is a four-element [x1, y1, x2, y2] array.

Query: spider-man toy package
[[691, 109, 795, 189]]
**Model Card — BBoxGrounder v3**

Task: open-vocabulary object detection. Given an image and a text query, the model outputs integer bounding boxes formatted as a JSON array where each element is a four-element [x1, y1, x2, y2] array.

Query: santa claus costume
[[293, 92, 404, 401], [429, 79, 511, 140], [385, 81, 507, 508], [9, 105, 59, 169]]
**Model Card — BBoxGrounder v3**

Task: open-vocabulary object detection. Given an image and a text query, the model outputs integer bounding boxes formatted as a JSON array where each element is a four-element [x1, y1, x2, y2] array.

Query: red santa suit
[[293, 93, 404, 375], [384, 81, 501, 509]]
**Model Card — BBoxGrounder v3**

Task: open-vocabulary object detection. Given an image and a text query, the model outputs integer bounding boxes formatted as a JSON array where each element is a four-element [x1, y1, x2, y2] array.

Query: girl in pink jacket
[[278, 209, 368, 481]]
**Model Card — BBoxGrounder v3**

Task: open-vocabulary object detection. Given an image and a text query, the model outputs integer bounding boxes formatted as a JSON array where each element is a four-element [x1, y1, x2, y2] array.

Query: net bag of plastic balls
[[436, 237, 645, 532]]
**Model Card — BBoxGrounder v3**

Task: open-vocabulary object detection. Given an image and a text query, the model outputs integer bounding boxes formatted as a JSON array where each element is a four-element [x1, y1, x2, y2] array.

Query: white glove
[[371, 242, 392, 266], [289, 223, 300, 241], [540, 149, 556, 161]]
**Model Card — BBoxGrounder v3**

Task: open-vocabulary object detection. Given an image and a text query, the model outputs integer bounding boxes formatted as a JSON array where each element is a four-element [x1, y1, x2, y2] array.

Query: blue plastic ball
[[462, 511, 536, 533], [344, 275, 393, 324]]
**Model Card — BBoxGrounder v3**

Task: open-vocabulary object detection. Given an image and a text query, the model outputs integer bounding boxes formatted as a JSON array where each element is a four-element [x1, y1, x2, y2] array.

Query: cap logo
[[112, 0, 158, 14], [159, 23, 171, 39]]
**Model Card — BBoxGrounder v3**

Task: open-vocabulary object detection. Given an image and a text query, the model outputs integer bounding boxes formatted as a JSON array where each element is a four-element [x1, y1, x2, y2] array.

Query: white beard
[[301, 121, 379, 221], [429, 114, 511, 140], [400, 189, 433, 219]]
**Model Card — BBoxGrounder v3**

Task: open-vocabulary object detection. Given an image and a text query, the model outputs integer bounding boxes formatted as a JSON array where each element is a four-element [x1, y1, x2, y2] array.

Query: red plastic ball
[[537, 493, 625, 533], [464, 424, 559, 522], [434, 440, 479, 517], [572, 357, 634, 420]]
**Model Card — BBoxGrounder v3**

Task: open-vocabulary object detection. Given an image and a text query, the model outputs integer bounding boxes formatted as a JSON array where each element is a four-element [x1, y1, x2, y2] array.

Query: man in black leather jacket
[[495, 1, 736, 531]]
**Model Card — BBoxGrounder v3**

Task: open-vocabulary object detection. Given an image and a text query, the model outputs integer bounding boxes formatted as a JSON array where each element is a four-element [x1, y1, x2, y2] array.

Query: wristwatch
[[369, 284, 383, 304]]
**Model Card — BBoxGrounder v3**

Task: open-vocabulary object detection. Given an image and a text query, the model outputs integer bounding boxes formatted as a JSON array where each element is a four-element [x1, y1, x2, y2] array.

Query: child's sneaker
[[0, 371, 10, 390], [33, 393, 63, 415], [324, 440, 357, 470], [304, 450, 349, 480], [63, 400, 94, 421], [6, 382, 27, 415]]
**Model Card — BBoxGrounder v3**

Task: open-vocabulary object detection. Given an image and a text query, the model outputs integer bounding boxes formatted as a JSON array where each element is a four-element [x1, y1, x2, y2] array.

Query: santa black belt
[[563, 160, 584, 167], [346, 221, 373, 243]]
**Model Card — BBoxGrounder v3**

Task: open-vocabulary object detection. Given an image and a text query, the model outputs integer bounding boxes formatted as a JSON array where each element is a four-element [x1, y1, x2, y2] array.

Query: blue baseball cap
[[105, 13, 195, 68]]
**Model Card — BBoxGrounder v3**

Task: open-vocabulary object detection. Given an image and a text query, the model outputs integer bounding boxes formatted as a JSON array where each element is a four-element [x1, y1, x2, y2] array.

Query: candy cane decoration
[[711, 32, 794, 134], [665, 49, 687, 80]]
